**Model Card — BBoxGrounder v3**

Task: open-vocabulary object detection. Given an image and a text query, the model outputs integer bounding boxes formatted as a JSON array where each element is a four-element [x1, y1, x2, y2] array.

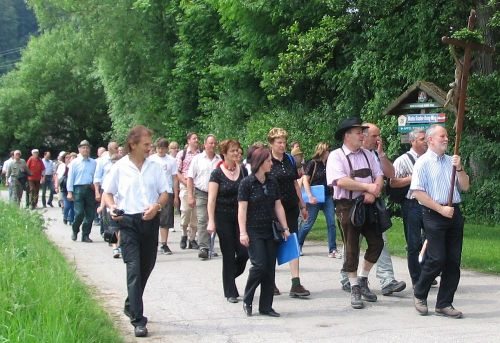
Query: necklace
[[224, 161, 236, 171]]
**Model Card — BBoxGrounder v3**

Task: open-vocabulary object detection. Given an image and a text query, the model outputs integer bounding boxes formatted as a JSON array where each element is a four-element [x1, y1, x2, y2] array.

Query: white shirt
[[393, 148, 419, 199], [187, 151, 222, 192], [103, 155, 169, 215], [149, 153, 176, 193], [56, 163, 66, 180], [2, 158, 13, 183]]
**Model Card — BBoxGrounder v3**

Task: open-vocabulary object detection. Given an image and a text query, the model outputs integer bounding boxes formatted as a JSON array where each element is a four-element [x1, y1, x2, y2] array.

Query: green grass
[[306, 214, 500, 275], [0, 202, 124, 343]]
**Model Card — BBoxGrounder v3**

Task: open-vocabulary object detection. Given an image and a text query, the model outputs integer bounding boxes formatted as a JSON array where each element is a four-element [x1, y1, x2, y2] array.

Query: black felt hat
[[334, 117, 369, 141]]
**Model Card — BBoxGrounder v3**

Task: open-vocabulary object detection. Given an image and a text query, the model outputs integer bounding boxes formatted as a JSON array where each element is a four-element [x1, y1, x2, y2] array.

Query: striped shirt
[[393, 148, 419, 199], [326, 145, 383, 200], [410, 149, 461, 204]]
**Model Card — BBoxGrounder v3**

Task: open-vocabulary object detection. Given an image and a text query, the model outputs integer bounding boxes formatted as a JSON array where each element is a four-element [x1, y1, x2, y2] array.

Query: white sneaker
[[328, 250, 342, 259]]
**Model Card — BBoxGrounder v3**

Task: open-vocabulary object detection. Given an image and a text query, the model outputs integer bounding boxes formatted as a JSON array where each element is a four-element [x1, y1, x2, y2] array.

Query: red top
[[27, 156, 45, 181]]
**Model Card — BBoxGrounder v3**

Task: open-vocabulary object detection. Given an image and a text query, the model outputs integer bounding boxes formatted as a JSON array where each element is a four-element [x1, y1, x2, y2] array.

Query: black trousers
[[215, 210, 248, 298], [414, 206, 464, 309], [120, 214, 159, 327], [283, 202, 300, 233], [243, 235, 277, 312]]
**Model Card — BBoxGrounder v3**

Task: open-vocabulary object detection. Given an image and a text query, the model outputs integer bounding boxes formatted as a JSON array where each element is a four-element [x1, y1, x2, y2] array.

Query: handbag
[[374, 198, 392, 233], [349, 195, 366, 228], [272, 220, 285, 243]]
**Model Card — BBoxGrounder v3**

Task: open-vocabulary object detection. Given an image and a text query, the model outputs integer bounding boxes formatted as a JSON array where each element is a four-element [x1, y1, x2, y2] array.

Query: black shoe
[[82, 236, 93, 243], [124, 307, 131, 318], [198, 248, 209, 260], [358, 276, 377, 302], [243, 303, 252, 317], [180, 236, 187, 249], [134, 326, 148, 337], [351, 285, 364, 309], [273, 285, 281, 296], [160, 244, 173, 255], [342, 281, 351, 292], [382, 280, 407, 296], [431, 279, 438, 287], [189, 240, 199, 250], [71, 232, 77, 241], [227, 297, 238, 303], [289, 284, 310, 297], [63, 219, 68, 225], [259, 309, 280, 317], [48, 202, 53, 207]]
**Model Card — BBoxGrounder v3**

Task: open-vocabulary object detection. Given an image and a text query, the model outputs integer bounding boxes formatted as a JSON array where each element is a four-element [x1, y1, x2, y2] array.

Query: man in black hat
[[326, 117, 384, 309], [67, 140, 97, 242]]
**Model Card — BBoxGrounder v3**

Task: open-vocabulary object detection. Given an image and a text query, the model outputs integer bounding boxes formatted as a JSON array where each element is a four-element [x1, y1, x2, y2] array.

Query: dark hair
[[246, 142, 266, 164], [126, 125, 153, 153], [219, 139, 241, 156], [250, 147, 271, 174], [186, 132, 197, 141], [155, 137, 169, 148]]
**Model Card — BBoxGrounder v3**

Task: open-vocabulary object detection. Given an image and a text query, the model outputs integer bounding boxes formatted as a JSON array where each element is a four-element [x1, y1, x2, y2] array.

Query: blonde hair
[[311, 142, 330, 161], [267, 127, 288, 144]]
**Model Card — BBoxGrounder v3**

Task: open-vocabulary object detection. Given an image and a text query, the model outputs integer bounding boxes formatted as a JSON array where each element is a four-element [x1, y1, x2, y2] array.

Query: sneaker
[[169, 227, 176, 232], [161, 245, 173, 255], [358, 276, 377, 302], [189, 240, 199, 250], [328, 250, 342, 259], [351, 285, 364, 309], [113, 248, 121, 258], [413, 296, 428, 316], [289, 284, 310, 297], [381, 279, 407, 296], [180, 236, 187, 249], [198, 248, 209, 260], [435, 305, 463, 319], [342, 281, 351, 292]]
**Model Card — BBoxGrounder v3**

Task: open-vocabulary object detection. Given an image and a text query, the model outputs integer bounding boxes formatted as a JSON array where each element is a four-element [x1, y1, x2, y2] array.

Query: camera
[[112, 209, 125, 216]]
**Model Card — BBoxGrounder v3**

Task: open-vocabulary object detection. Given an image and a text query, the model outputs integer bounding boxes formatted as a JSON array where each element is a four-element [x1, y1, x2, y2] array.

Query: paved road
[[9, 197, 500, 342]]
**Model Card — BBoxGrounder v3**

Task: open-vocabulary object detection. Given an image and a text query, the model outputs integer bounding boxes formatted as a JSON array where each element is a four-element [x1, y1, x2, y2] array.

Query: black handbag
[[272, 220, 285, 243], [371, 198, 392, 233], [349, 195, 366, 228]]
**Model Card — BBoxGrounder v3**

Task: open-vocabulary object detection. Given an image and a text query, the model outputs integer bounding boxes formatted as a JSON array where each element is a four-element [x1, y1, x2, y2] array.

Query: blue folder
[[277, 233, 300, 265], [301, 185, 325, 203]]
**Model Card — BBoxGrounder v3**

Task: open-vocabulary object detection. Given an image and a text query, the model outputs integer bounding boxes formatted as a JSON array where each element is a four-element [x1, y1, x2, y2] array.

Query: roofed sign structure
[[383, 81, 455, 140]]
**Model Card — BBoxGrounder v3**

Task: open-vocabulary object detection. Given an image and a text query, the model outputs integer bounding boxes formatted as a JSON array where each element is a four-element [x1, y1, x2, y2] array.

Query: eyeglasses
[[262, 184, 268, 196]]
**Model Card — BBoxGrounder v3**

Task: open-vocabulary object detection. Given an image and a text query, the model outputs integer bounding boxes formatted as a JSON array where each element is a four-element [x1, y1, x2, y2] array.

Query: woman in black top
[[298, 142, 341, 258], [238, 147, 289, 317], [207, 139, 249, 303], [267, 127, 310, 297]]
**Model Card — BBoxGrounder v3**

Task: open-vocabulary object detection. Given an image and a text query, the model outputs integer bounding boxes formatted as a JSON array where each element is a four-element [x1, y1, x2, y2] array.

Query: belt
[[438, 203, 460, 207], [195, 188, 208, 194], [74, 184, 92, 187]]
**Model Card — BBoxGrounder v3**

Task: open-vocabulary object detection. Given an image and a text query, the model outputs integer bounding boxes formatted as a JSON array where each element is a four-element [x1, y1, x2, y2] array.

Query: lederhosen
[[335, 148, 384, 273]]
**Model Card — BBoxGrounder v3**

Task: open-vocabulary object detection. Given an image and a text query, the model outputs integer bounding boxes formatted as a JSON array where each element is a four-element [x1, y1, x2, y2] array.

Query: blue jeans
[[402, 199, 425, 285], [62, 192, 74, 223], [298, 196, 337, 252]]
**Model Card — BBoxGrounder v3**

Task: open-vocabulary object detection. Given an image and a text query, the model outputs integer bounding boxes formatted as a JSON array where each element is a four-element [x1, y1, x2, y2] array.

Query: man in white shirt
[[150, 138, 179, 255], [2, 151, 14, 199], [187, 134, 222, 260], [103, 125, 168, 337]]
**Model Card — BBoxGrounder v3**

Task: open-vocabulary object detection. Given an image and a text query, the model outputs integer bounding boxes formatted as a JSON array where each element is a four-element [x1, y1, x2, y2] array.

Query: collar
[[408, 148, 419, 158], [341, 144, 364, 156], [426, 149, 445, 161]]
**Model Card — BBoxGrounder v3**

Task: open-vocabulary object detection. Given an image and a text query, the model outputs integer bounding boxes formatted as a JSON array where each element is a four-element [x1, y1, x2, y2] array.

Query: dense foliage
[[0, 0, 499, 222]]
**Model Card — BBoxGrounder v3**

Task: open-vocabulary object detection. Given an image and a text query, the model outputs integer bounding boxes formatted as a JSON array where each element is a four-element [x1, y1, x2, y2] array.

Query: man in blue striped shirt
[[410, 125, 470, 318], [67, 140, 97, 242]]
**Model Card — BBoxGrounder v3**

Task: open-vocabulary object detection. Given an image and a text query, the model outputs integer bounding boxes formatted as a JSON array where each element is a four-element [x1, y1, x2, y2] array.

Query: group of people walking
[[1, 118, 470, 337]]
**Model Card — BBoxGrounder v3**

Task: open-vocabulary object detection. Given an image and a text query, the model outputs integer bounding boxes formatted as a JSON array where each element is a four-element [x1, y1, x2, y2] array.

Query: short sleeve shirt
[[209, 167, 246, 216], [269, 153, 299, 208], [238, 174, 280, 238], [304, 159, 331, 196]]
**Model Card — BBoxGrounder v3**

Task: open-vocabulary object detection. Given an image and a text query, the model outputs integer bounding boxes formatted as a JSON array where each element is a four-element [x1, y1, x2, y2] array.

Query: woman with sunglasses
[[267, 128, 310, 297], [238, 147, 289, 317]]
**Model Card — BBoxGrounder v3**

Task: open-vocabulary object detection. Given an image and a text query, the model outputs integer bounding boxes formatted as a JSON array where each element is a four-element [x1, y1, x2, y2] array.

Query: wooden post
[[441, 9, 494, 206]]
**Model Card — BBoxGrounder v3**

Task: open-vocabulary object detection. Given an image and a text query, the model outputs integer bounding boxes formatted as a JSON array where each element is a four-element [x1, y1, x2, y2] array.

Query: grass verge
[[0, 202, 123, 342], [306, 213, 500, 275]]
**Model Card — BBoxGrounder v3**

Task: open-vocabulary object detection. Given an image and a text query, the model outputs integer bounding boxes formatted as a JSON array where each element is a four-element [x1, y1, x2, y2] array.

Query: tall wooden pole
[[441, 9, 494, 205]]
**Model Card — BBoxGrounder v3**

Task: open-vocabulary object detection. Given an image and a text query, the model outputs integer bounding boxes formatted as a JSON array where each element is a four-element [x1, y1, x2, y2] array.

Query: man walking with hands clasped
[[411, 125, 469, 318]]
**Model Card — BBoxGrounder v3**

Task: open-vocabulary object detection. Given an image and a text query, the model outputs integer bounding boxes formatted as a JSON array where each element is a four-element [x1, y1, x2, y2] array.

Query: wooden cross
[[441, 9, 494, 205]]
